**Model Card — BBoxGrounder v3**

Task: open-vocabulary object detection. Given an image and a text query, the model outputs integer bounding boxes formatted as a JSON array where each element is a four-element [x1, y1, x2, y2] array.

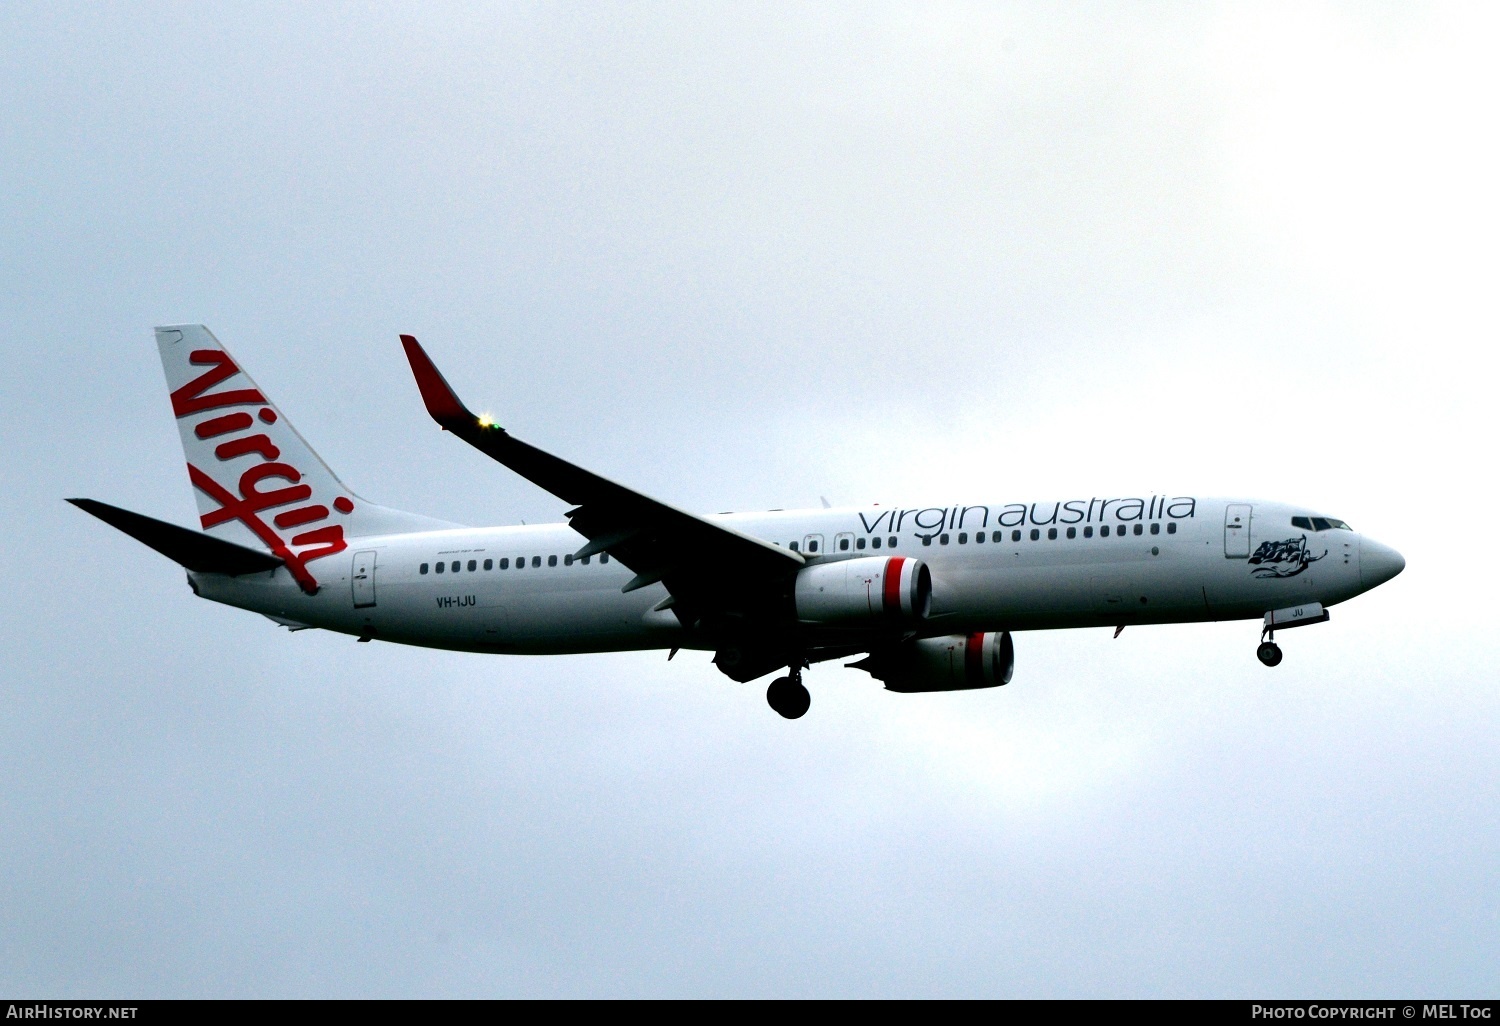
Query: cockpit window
[[1294, 515, 1353, 532]]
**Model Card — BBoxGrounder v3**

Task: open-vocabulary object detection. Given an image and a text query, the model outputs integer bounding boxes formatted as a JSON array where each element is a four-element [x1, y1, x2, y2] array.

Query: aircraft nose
[[1359, 536, 1405, 590]]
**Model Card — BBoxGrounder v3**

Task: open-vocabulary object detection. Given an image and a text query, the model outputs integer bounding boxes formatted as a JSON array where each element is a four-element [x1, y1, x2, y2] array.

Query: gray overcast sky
[[2, 1, 1496, 997]]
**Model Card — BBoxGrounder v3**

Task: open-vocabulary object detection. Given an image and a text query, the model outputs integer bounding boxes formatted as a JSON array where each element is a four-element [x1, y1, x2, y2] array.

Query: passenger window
[[790, 541, 800, 552], [1150, 523, 1159, 535], [581, 555, 590, 565], [1029, 529, 1039, 541], [975, 532, 985, 544], [420, 563, 429, 574], [1012, 530, 1021, 542], [468, 559, 477, 572], [1066, 527, 1076, 539], [940, 533, 949, 545], [483, 558, 493, 570], [958, 532, 967, 544], [871, 537, 881, 549], [1100, 525, 1111, 537], [500, 558, 509, 569], [601, 553, 609, 564], [888, 537, 898, 548], [533, 556, 541, 567], [856, 538, 866, 550], [1167, 522, 1177, 534], [436, 562, 445, 574], [922, 535, 932, 546], [1133, 524, 1143, 536], [1047, 528, 1057, 540], [564, 554, 574, 566]]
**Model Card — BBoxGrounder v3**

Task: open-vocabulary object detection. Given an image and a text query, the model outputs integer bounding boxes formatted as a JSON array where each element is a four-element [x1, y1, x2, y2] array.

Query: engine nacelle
[[793, 556, 931, 624], [857, 631, 1015, 693]]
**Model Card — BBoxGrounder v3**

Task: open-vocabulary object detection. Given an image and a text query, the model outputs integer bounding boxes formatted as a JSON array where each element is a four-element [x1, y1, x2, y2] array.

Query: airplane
[[70, 325, 1406, 719]]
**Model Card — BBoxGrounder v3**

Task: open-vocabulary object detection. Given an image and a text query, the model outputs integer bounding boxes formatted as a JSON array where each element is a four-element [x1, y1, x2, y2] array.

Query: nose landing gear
[[1257, 639, 1283, 667], [766, 667, 811, 719], [1255, 603, 1331, 667], [1257, 621, 1284, 666]]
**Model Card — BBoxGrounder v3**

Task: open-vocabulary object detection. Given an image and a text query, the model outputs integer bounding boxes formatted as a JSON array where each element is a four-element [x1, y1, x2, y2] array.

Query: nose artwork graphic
[[1248, 535, 1327, 579]]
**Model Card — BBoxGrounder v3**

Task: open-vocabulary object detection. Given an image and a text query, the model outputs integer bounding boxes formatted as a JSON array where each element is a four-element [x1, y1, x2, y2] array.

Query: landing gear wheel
[[1257, 641, 1283, 667], [766, 675, 811, 719]]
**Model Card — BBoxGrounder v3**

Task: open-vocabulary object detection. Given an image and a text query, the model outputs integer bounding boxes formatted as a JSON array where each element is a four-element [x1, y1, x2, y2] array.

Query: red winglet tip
[[400, 334, 472, 425]]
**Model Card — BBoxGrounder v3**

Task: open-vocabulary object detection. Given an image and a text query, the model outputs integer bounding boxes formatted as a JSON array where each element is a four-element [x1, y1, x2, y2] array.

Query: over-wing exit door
[[1224, 504, 1252, 558]]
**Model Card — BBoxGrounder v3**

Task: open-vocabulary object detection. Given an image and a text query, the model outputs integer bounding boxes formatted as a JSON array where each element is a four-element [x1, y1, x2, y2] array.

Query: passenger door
[[351, 549, 377, 607], [1224, 504, 1252, 558]]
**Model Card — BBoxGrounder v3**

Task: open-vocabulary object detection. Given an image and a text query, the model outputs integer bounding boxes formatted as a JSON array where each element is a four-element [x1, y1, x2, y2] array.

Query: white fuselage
[[190, 496, 1380, 655]]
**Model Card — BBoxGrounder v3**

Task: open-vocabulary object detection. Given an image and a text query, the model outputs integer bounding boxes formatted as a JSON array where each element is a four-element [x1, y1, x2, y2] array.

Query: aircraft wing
[[400, 336, 805, 628]]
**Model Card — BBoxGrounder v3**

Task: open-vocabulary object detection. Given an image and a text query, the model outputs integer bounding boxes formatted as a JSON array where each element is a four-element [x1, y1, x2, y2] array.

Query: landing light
[[477, 413, 496, 429]]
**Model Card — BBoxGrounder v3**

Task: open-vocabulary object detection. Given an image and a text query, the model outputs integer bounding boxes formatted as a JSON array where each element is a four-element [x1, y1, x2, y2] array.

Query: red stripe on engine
[[883, 557, 906, 615], [965, 632, 986, 686]]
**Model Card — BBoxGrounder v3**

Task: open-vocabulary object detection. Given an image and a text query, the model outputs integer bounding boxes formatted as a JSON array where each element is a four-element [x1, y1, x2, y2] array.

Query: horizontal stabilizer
[[68, 498, 284, 576]]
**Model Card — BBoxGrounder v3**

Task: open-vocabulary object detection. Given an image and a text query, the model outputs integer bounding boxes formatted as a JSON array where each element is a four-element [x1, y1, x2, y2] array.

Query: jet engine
[[854, 631, 1014, 692], [794, 556, 931, 624]]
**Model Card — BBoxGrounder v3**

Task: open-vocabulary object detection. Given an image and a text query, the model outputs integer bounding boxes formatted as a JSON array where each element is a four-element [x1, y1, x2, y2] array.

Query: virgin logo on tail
[[172, 350, 349, 594]]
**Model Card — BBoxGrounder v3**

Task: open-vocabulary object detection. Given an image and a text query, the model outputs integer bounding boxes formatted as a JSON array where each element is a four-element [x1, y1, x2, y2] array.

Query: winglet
[[400, 334, 478, 430]]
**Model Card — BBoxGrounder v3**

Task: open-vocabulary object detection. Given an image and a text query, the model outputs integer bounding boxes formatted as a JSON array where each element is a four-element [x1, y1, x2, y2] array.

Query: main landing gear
[[766, 668, 811, 720]]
